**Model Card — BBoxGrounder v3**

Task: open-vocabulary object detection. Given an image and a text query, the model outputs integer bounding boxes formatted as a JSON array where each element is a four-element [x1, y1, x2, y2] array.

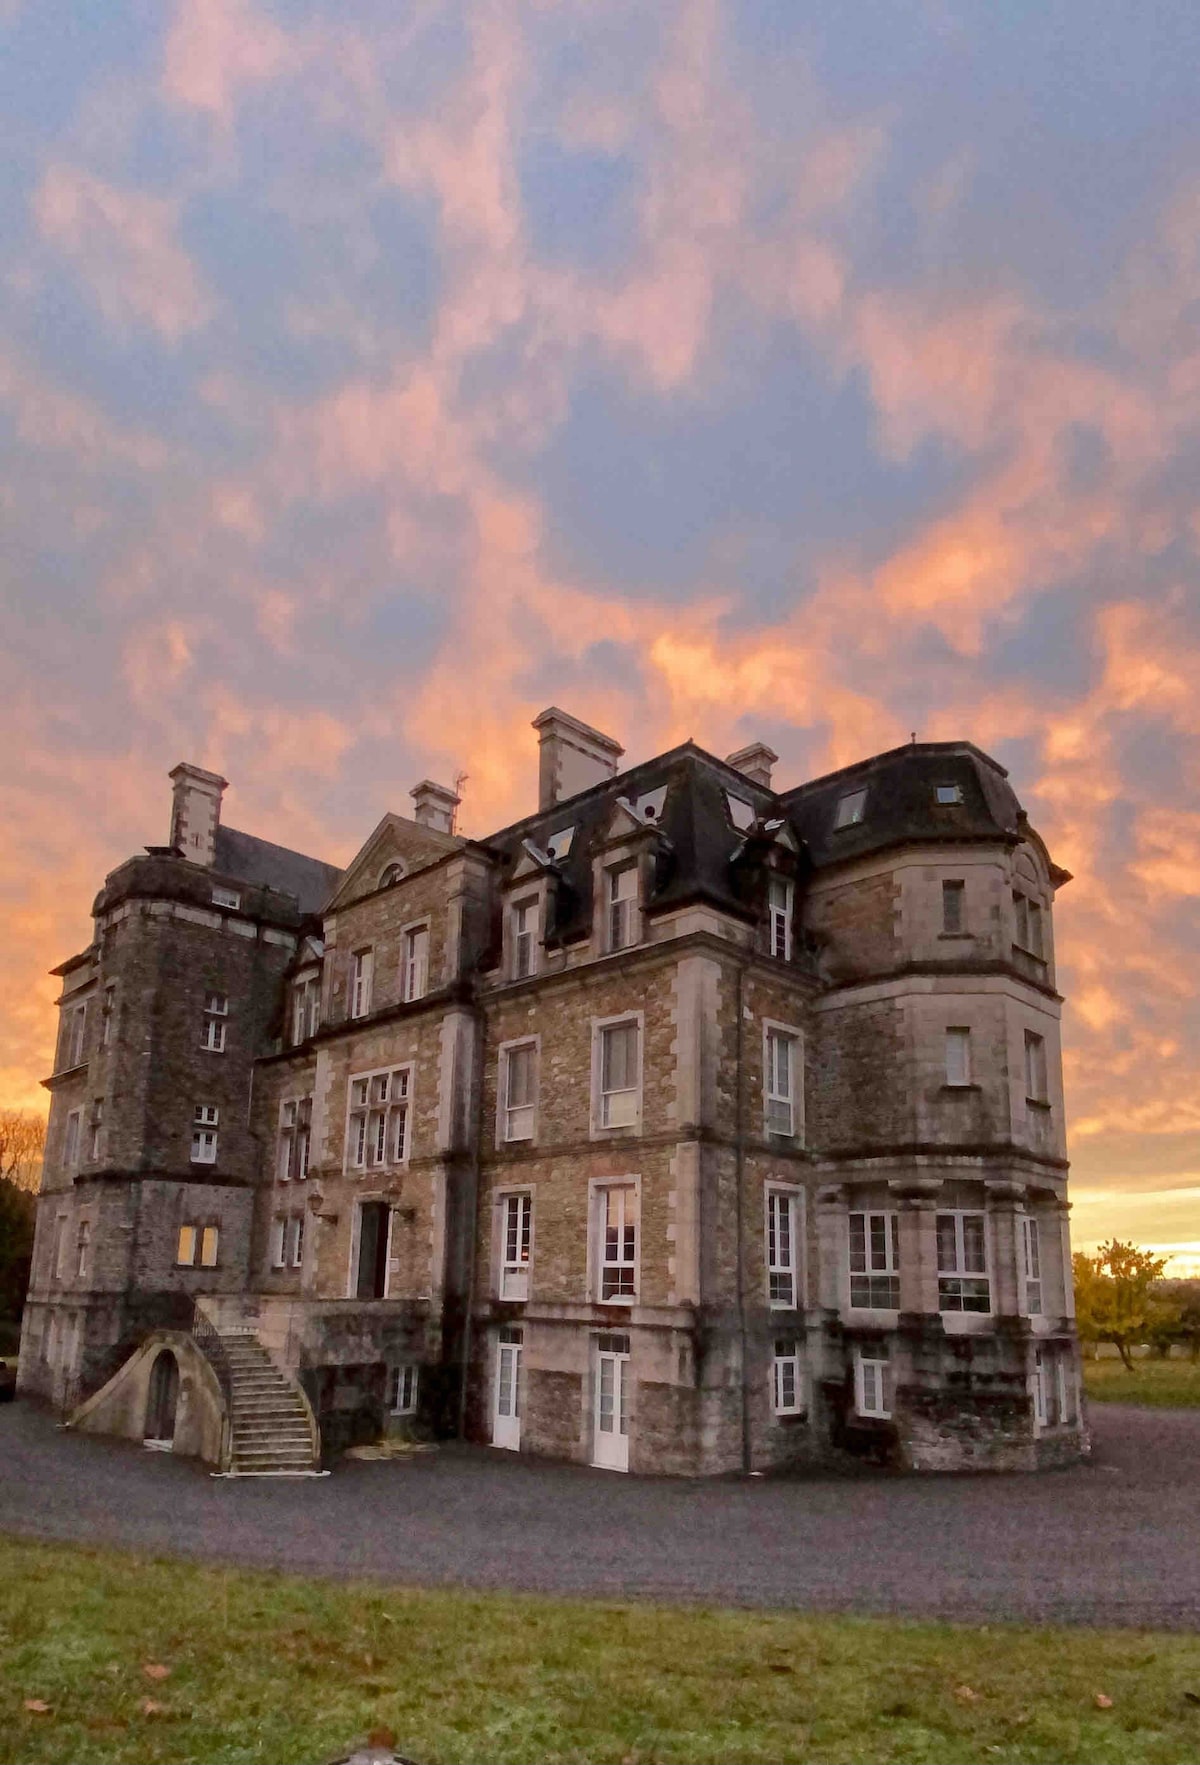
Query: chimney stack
[[168, 763, 228, 867], [533, 707, 624, 811], [726, 742, 779, 790], [409, 779, 460, 834]]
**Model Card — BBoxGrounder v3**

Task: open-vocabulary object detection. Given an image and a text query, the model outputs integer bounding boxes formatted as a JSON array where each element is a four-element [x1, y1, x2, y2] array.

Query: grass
[[1, 1537, 1199, 1764], [1083, 1355, 1200, 1408]]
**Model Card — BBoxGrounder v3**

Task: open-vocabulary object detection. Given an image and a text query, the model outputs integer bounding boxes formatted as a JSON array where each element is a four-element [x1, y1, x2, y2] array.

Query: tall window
[[75, 1219, 91, 1281], [598, 1186, 638, 1301], [766, 1189, 799, 1306], [944, 1027, 972, 1087], [403, 926, 429, 1002], [61, 1002, 87, 1070], [88, 1100, 104, 1163], [201, 992, 228, 1051], [607, 865, 638, 952], [1021, 1215, 1042, 1315], [942, 880, 965, 933], [937, 1212, 990, 1312], [390, 1364, 419, 1414], [1024, 1030, 1048, 1103], [63, 1109, 82, 1168], [285, 1214, 304, 1269], [503, 1043, 536, 1142], [598, 1019, 639, 1129], [176, 1225, 197, 1266], [351, 949, 373, 1018], [199, 1225, 219, 1268], [764, 1029, 798, 1137], [100, 984, 116, 1047], [512, 899, 538, 979], [1014, 893, 1044, 957], [849, 1211, 900, 1308], [1032, 1347, 1051, 1427], [291, 975, 320, 1044], [347, 1067, 411, 1170], [855, 1344, 891, 1417], [277, 1097, 312, 1183], [500, 1193, 532, 1300], [191, 1105, 219, 1164], [772, 1339, 803, 1415], [270, 1216, 286, 1269], [768, 876, 793, 961]]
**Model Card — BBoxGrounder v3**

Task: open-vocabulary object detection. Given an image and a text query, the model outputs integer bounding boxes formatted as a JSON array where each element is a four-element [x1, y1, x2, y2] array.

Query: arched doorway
[[144, 1350, 180, 1449]]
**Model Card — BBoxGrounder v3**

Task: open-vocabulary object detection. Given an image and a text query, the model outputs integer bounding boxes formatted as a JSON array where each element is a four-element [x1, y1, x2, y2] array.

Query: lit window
[[63, 1109, 82, 1168], [765, 1029, 798, 1137], [346, 1067, 411, 1170], [1024, 1031, 1048, 1103], [1022, 1215, 1042, 1315], [942, 879, 965, 933], [937, 1212, 990, 1312], [598, 1186, 638, 1301], [855, 1343, 891, 1417], [403, 926, 428, 1002], [936, 783, 963, 805], [88, 1100, 104, 1163], [772, 1339, 803, 1416], [201, 992, 228, 1052], [176, 1224, 197, 1266], [503, 1043, 536, 1142], [607, 865, 638, 952], [211, 886, 241, 910], [75, 1219, 91, 1280], [512, 899, 538, 980], [849, 1211, 900, 1308], [768, 876, 793, 962], [598, 1019, 639, 1129], [766, 1189, 799, 1306], [200, 1225, 219, 1268], [500, 1193, 532, 1300], [944, 1027, 971, 1087], [351, 949, 374, 1018], [191, 1104, 219, 1164], [834, 788, 867, 829], [389, 1364, 419, 1414]]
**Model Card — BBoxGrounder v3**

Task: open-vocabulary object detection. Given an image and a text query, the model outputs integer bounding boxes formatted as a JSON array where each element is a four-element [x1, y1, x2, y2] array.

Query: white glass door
[[493, 1331, 522, 1451], [592, 1339, 630, 1471]]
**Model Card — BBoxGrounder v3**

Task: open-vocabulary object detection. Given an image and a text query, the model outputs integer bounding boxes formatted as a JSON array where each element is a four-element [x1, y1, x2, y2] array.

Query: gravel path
[[1, 1401, 1194, 1629]]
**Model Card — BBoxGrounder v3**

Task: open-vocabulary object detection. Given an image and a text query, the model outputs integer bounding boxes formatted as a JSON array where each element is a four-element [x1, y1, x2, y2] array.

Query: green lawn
[[2, 1537, 1199, 1765], [1083, 1355, 1200, 1408]]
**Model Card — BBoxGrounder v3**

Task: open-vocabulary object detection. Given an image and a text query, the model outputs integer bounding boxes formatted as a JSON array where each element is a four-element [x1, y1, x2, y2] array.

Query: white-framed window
[[766, 1187, 800, 1307], [595, 1016, 641, 1130], [277, 1097, 312, 1183], [75, 1218, 91, 1280], [502, 1041, 537, 1142], [346, 1066, 412, 1170], [768, 875, 793, 961], [63, 1109, 82, 1169], [1055, 1351, 1075, 1426], [1021, 1214, 1042, 1315], [1013, 892, 1044, 957], [61, 1001, 88, 1070], [88, 1100, 104, 1163], [937, 1211, 990, 1312], [201, 992, 228, 1052], [270, 1215, 286, 1270], [1032, 1347, 1051, 1428], [834, 788, 867, 829], [944, 1026, 972, 1087], [936, 782, 963, 805], [597, 1184, 638, 1302], [764, 1026, 800, 1138], [286, 1214, 304, 1269], [849, 1210, 900, 1308], [291, 974, 320, 1044], [403, 925, 429, 1002], [211, 886, 241, 910], [177, 1224, 197, 1266], [351, 948, 374, 1018], [855, 1343, 891, 1418], [772, 1339, 803, 1416], [101, 984, 116, 1047], [942, 879, 965, 933], [512, 898, 538, 980], [200, 1224, 219, 1268], [389, 1364, 419, 1414], [500, 1192, 532, 1300], [1024, 1030, 1048, 1103], [607, 864, 638, 953], [191, 1104, 219, 1164]]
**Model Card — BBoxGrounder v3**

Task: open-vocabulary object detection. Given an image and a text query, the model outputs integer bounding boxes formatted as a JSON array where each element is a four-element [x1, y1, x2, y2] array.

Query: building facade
[[19, 711, 1084, 1473]]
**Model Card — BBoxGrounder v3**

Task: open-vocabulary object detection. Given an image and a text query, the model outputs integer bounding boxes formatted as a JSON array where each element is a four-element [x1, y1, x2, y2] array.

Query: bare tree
[[0, 1109, 47, 1193]]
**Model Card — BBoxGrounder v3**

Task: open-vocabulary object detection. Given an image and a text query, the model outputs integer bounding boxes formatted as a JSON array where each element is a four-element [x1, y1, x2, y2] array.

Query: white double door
[[493, 1331, 522, 1451], [593, 1343, 630, 1472]]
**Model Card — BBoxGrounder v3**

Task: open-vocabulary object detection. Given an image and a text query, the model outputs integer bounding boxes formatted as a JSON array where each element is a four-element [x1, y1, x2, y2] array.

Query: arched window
[[379, 861, 406, 889]]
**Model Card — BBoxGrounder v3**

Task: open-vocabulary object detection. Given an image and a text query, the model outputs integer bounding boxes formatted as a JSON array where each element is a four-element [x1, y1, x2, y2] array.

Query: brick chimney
[[726, 742, 779, 790], [533, 708, 624, 811], [168, 763, 228, 866], [410, 779, 460, 833]]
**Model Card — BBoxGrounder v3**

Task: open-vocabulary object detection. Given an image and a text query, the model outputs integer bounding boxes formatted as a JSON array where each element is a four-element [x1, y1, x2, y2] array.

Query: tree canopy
[[1073, 1239, 1177, 1370]]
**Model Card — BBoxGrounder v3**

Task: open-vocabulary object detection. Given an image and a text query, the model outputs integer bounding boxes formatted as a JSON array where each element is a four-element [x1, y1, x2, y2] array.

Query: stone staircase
[[219, 1334, 321, 1476]]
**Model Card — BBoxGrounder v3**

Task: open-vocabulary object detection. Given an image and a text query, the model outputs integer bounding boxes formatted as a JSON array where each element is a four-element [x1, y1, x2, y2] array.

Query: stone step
[[232, 1418, 311, 1437], [232, 1454, 316, 1472]]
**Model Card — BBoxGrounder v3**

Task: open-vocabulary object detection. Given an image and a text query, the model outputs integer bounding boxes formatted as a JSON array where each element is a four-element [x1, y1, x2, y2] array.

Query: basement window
[[389, 1364, 419, 1415]]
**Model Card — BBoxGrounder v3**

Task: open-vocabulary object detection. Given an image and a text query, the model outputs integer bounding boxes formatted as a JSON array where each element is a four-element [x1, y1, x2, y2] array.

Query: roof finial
[[910, 730, 917, 745]]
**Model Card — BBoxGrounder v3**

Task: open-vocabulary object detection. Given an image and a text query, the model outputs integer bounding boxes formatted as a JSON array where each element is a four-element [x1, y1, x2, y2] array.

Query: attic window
[[935, 784, 963, 806], [725, 793, 756, 832], [544, 826, 575, 862], [379, 862, 406, 888], [833, 789, 867, 830], [211, 886, 241, 910]]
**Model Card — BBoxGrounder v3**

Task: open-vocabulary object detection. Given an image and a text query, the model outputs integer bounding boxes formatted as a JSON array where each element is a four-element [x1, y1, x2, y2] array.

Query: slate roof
[[213, 826, 342, 916]]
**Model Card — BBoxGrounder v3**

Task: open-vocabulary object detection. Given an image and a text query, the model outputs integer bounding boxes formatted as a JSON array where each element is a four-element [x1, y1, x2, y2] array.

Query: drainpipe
[[734, 957, 751, 1473], [456, 997, 488, 1440]]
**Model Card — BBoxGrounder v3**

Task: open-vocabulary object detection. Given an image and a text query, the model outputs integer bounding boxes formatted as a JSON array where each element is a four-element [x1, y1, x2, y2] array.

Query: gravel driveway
[[1, 1401, 1194, 1629]]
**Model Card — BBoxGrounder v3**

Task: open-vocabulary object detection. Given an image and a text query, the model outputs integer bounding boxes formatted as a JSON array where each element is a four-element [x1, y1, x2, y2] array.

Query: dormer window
[[212, 886, 241, 910], [935, 783, 963, 805], [767, 876, 793, 961], [512, 898, 538, 980], [607, 865, 638, 953], [379, 862, 406, 889], [833, 789, 867, 830]]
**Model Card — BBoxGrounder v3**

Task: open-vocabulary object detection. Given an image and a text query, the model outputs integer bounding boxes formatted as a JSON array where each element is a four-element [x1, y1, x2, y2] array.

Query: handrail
[[190, 1305, 234, 1413]]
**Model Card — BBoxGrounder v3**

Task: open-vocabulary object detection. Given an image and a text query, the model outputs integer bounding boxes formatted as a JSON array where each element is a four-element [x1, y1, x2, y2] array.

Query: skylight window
[[211, 886, 241, 910], [936, 783, 963, 805], [833, 789, 867, 830]]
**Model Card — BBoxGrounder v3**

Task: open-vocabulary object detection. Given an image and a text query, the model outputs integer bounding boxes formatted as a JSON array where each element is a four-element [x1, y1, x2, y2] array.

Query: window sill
[[936, 931, 974, 941], [940, 1083, 981, 1093], [1025, 1098, 1052, 1112]]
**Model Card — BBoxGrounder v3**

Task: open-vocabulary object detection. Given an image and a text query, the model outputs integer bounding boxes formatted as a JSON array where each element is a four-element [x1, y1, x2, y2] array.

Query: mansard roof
[[213, 827, 342, 915]]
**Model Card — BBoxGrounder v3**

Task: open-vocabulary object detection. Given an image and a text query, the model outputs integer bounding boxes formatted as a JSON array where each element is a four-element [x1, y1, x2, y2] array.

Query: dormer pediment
[[599, 796, 655, 848], [509, 840, 555, 885], [326, 812, 462, 912]]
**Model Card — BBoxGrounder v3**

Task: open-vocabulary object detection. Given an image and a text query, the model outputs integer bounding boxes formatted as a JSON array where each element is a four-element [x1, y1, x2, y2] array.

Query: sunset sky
[[2, 1, 1199, 1269]]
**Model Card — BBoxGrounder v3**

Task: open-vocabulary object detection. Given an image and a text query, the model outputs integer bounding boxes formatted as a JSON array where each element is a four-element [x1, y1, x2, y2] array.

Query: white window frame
[[848, 1210, 900, 1310], [345, 1065, 413, 1173], [606, 863, 639, 953], [834, 788, 867, 829], [351, 948, 374, 1019], [75, 1218, 91, 1281], [270, 1215, 286, 1270], [767, 875, 793, 962], [63, 1108, 82, 1169], [191, 1104, 219, 1164], [1032, 1346, 1051, 1429], [63, 1001, 88, 1070], [390, 1364, 419, 1415], [277, 1096, 312, 1184], [211, 886, 241, 910], [498, 1190, 533, 1301], [201, 992, 228, 1052], [511, 896, 539, 980], [763, 1022, 802, 1140], [941, 879, 965, 934], [944, 1026, 972, 1087], [1021, 1213, 1043, 1315], [765, 1185, 803, 1308], [291, 972, 320, 1044], [88, 1099, 104, 1163], [772, 1339, 804, 1416], [854, 1343, 891, 1418], [498, 1038, 538, 1144], [936, 1210, 991, 1313], [285, 1214, 304, 1269], [402, 922, 429, 1003], [591, 1013, 643, 1135], [591, 1178, 640, 1304], [1024, 1030, 1048, 1103]]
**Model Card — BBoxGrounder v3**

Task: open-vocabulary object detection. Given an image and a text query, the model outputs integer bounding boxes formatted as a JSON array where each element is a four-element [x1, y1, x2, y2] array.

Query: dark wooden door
[[145, 1351, 179, 1443], [356, 1203, 390, 1299]]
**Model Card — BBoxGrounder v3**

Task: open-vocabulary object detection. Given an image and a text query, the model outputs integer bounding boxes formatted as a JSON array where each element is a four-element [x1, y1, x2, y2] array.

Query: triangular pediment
[[326, 812, 462, 912], [599, 796, 652, 847]]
